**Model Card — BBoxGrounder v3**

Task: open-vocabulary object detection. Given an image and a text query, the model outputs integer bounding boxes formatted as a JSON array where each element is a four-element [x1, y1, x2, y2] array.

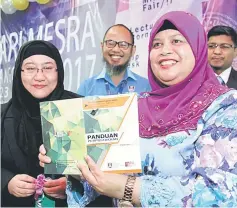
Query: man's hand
[[8, 174, 36, 197]]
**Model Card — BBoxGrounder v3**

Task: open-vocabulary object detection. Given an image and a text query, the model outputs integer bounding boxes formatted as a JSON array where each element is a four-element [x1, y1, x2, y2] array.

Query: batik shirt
[[66, 90, 237, 207]]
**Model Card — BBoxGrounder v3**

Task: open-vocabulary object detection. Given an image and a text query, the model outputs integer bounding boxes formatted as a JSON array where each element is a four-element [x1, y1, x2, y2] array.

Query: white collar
[[215, 67, 231, 84]]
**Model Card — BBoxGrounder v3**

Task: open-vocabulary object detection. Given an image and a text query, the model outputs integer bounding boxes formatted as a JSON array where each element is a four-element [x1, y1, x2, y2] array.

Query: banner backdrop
[[1, 0, 237, 103]]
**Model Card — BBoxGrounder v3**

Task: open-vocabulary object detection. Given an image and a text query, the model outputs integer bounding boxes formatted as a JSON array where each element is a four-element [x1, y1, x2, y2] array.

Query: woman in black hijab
[[1, 40, 113, 207], [1, 40, 79, 207]]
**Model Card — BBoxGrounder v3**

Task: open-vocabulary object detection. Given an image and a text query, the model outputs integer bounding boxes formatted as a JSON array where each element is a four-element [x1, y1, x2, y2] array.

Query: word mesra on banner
[[0, 11, 96, 65]]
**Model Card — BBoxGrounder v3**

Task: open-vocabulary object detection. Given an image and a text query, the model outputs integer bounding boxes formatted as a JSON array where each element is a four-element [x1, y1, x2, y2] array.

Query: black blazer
[[227, 67, 237, 89]]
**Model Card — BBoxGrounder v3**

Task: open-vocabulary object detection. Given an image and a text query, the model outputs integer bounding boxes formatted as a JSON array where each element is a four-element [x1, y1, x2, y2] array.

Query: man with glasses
[[207, 25, 237, 89], [77, 24, 151, 96]]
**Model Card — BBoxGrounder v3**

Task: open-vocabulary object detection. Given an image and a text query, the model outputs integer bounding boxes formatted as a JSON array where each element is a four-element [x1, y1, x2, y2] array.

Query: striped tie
[[217, 76, 226, 86]]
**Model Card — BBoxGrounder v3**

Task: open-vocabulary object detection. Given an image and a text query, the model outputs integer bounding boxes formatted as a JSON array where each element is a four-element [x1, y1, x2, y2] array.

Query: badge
[[128, 85, 135, 92]]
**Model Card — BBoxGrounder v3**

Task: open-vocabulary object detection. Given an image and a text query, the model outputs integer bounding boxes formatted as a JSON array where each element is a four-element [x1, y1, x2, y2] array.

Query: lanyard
[[105, 80, 127, 95]]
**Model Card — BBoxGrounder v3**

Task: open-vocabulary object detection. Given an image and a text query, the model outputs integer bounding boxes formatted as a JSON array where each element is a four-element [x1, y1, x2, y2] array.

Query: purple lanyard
[[105, 80, 127, 95]]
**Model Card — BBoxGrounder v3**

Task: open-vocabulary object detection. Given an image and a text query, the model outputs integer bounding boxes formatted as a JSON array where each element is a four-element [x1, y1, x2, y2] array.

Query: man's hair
[[103, 24, 135, 45], [208, 25, 237, 47]]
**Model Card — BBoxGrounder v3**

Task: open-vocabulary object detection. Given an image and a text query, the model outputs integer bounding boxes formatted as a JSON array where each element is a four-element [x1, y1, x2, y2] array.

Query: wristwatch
[[118, 175, 136, 207]]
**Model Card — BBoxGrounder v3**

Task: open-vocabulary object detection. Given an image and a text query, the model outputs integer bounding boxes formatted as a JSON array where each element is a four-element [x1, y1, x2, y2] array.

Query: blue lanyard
[[105, 80, 127, 95]]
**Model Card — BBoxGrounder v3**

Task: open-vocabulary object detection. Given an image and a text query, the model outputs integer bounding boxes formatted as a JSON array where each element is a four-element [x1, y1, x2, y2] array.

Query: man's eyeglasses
[[207, 43, 236, 50], [104, 40, 133, 50], [21, 66, 57, 76]]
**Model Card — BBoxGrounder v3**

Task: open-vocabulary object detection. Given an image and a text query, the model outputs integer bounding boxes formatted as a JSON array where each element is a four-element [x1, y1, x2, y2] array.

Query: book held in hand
[[40, 93, 141, 175]]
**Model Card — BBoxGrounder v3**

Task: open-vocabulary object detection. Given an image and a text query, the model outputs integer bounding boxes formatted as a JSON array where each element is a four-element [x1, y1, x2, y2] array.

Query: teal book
[[40, 98, 86, 175], [40, 94, 141, 175]]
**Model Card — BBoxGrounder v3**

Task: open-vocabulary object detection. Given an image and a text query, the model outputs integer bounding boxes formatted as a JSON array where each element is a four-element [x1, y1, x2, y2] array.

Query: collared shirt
[[215, 67, 231, 84], [77, 68, 151, 96]]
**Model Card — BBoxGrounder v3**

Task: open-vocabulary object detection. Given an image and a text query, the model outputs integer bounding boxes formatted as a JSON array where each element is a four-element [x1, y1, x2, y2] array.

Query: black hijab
[[11, 40, 77, 168]]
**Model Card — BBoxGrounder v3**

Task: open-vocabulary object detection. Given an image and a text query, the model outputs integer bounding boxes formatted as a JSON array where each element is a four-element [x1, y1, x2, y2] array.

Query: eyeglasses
[[207, 43, 236, 51], [21, 66, 57, 76], [104, 40, 133, 50]]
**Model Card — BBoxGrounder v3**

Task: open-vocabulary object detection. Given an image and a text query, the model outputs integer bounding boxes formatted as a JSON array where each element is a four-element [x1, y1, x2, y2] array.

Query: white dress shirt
[[215, 67, 232, 84]]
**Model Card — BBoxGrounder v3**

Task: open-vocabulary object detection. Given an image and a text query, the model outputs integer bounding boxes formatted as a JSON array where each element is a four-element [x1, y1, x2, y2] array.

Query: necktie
[[217, 76, 226, 86]]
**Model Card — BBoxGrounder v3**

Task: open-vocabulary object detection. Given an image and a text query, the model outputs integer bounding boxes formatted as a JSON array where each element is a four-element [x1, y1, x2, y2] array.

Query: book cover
[[40, 99, 86, 175], [40, 93, 141, 174]]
